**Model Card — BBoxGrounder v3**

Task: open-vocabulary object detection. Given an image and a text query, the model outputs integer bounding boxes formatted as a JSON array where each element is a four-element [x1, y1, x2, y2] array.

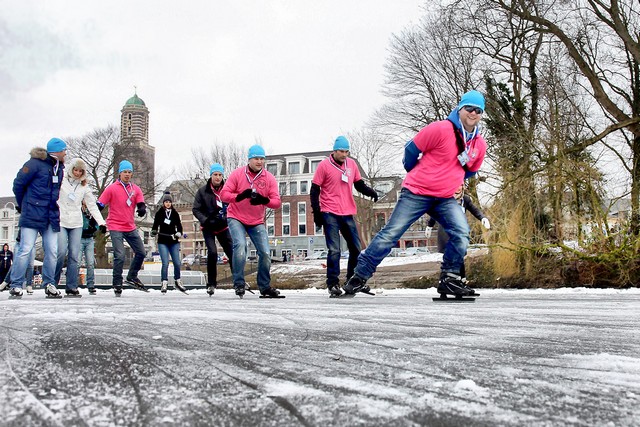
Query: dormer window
[[288, 162, 300, 175]]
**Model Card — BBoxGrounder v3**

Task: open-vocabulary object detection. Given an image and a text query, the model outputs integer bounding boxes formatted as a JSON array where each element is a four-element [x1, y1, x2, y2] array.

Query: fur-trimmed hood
[[30, 147, 48, 160], [67, 158, 88, 185]]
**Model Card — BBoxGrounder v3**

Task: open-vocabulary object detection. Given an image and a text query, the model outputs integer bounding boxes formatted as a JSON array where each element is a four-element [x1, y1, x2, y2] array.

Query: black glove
[[15, 206, 21, 214], [97, 202, 105, 211], [250, 193, 270, 205], [136, 202, 146, 217], [372, 193, 379, 202], [313, 211, 324, 228], [99, 225, 107, 234], [236, 189, 253, 202], [151, 229, 158, 236]]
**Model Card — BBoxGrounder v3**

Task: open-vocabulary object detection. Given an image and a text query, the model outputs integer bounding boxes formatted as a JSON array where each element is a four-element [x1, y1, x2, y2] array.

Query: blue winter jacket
[[13, 147, 64, 232]]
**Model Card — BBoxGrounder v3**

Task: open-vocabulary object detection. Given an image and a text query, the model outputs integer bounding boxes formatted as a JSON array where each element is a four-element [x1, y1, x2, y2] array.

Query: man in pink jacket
[[343, 90, 488, 298], [220, 145, 282, 298]]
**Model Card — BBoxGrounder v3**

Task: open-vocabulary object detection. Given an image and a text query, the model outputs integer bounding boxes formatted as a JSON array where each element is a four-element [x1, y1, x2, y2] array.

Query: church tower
[[118, 91, 156, 202]]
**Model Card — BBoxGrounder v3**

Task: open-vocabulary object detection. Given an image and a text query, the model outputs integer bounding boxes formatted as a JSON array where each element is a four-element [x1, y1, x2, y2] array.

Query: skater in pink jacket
[[220, 145, 282, 298]]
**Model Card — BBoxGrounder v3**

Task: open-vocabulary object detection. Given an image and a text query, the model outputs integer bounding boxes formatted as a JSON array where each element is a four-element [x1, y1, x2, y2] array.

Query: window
[[298, 202, 306, 235], [279, 182, 287, 195], [282, 203, 290, 236], [2, 211, 8, 218], [300, 181, 308, 195], [1, 227, 7, 240], [266, 209, 275, 236], [267, 163, 278, 175], [288, 162, 300, 174], [290, 182, 298, 196], [311, 160, 321, 173]]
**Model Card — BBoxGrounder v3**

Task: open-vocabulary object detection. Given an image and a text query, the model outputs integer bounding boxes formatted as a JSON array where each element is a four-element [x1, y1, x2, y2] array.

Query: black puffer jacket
[[192, 178, 229, 234]]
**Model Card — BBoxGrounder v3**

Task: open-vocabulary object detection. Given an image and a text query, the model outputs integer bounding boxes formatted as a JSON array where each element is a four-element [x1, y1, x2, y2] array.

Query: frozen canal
[[1, 288, 639, 426]]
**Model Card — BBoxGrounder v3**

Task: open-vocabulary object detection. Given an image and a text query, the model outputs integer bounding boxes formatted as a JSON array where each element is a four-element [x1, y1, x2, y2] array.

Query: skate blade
[[432, 295, 476, 302], [46, 295, 63, 299], [259, 295, 286, 299], [64, 295, 82, 298], [8, 295, 23, 299]]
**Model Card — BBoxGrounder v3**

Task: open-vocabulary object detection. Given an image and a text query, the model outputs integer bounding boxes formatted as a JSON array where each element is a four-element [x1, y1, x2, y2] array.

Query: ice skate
[[206, 284, 215, 297], [174, 279, 188, 294], [327, 284, 343, 298], [26, 285, 33, 295], [259, 287, 285, 299], [434, 273, 478, 302], [9, 287, 23, 299], [124, 277, 149, 292], [160, 280, 168, 294], [0, 282, 9, 292], [44, 284, 62, 299], [65, 288, 82, 298], [113, 286, 123, 297], [88, 288, 96, 295], [342, 275, 373, 296], [235, 285, 246, 299]]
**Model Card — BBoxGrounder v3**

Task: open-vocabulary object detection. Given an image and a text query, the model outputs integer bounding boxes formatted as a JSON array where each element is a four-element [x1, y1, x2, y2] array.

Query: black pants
[[203, 228, 233, 286]]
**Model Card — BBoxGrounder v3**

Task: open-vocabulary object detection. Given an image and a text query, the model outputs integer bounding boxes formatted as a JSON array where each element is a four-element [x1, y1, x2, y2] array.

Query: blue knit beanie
[[333, 136, 350, 151], [248, 145, 266, 159], [46, 137, 67, 153], [457, 90, 485, 112], [210, 163, 224, 175], [118, 160, 133, 173]]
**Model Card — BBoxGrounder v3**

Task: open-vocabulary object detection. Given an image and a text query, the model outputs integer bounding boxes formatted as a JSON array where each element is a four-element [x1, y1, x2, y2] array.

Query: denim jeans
[[55, 227, 83, 289], [80, 237, 95, 288], [10, 225, 58, 289], [203, 229, 233, 286], [355, 188, 469, 279], [158, 242, 181, 281], [110, 230, 146, 287], [228, 218, 271, 291], [323, 213, 361, 286]]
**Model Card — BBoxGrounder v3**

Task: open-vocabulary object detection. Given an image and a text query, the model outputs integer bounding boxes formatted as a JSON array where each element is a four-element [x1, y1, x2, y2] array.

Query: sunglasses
[[463, 105, 484, 114]]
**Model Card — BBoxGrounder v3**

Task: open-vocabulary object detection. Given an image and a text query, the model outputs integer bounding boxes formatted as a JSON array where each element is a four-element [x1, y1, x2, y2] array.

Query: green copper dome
[[125, 93, 146, 106]]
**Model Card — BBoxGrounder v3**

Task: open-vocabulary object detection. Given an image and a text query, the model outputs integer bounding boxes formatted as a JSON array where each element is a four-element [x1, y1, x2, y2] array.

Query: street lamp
[[4, 202, 16, 248]]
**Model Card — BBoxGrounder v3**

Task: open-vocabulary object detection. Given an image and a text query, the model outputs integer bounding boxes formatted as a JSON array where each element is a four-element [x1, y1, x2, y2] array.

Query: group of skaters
[[4, 90, 488, 300]]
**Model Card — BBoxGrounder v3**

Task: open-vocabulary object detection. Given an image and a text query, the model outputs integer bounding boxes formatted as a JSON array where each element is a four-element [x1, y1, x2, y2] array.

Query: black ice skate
[[235, 285, 246, 299], [44, 284, 62, 299], [9, 287, 23, 299], [64, 288, 82, 298], [125, 277, 150, 292], [114, 286, 123, 297], [434, 273, 478, 302], [88, 288, 97, 295], [328, 284, 343, 298], [342, 275, 374, 296], [259, 287, 285, 299], [206, 284, 215, 297]]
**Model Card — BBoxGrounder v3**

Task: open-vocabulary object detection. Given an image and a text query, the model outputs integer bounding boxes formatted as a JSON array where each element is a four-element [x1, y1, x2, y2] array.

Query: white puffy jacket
[[58, 158, 106, 229]]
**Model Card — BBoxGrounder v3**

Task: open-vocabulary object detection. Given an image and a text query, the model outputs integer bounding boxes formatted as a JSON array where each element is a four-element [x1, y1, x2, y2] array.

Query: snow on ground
[[1, 287, 639, 426]]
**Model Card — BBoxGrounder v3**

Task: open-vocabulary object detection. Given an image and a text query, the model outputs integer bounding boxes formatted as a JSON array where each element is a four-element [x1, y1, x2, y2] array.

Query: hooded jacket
[[192, 178, 230, 234], [13, 147, 64, 232], [58, 158, 106, 229]]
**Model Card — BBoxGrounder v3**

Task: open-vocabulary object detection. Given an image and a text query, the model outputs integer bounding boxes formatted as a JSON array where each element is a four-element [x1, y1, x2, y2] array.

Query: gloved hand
[[481, 218, 491, 230], [96, 202, 105, 211], [424, 226, 433, 238], [99, 225, 107, 234], [136, 202, 146, 217], [15, 206, 21, 214], [236, 189, 253, 202], [372, 193, 378, 202], [174, 232, 182, 240], [250, 193, 270, 205], [151, 230, 158, 237], [313, 211, 324, 228]]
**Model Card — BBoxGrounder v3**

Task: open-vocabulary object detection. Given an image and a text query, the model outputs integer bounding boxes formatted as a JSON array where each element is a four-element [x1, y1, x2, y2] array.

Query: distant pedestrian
[[192, 163, 234, 296], [97, 160, 148, 296], [9, 138, 67, 298], [343, 91, 487, 298], [0, 244, 13, 284], [79, 201, 106, 294], [0, 231, 36, 294], [55, 158, 106, 296], [220, 145, 283, 298], [311, 136, 378, 297], [151, 192, 187, 294]]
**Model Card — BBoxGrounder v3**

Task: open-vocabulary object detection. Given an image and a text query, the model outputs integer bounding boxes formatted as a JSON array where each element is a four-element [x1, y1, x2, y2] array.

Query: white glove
[[481, 218, 491, 230], [174, 232, 182, 240], [424, 226, 433, 238]]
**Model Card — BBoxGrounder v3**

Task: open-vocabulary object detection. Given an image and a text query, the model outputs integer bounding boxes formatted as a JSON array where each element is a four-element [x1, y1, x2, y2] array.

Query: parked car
[[305, 250, 328, 260], [386, 248, 403, 257], [341, 250, 350, 259], [182, 254, 196, 266], [398, 247, 430, 257]]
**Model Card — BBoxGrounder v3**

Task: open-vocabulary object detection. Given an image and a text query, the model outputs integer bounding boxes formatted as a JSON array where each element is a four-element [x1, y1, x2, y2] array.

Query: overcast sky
[[0, 0, 425, 197]]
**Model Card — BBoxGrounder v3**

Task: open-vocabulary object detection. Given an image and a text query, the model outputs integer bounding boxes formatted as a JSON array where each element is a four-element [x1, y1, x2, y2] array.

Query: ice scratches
[[4, 333, 65, 427], [212, 362, 313, 427]]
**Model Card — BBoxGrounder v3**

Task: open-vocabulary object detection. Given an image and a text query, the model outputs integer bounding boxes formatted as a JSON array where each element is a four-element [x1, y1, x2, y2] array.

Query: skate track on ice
[[1, 288, 639, 426]]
